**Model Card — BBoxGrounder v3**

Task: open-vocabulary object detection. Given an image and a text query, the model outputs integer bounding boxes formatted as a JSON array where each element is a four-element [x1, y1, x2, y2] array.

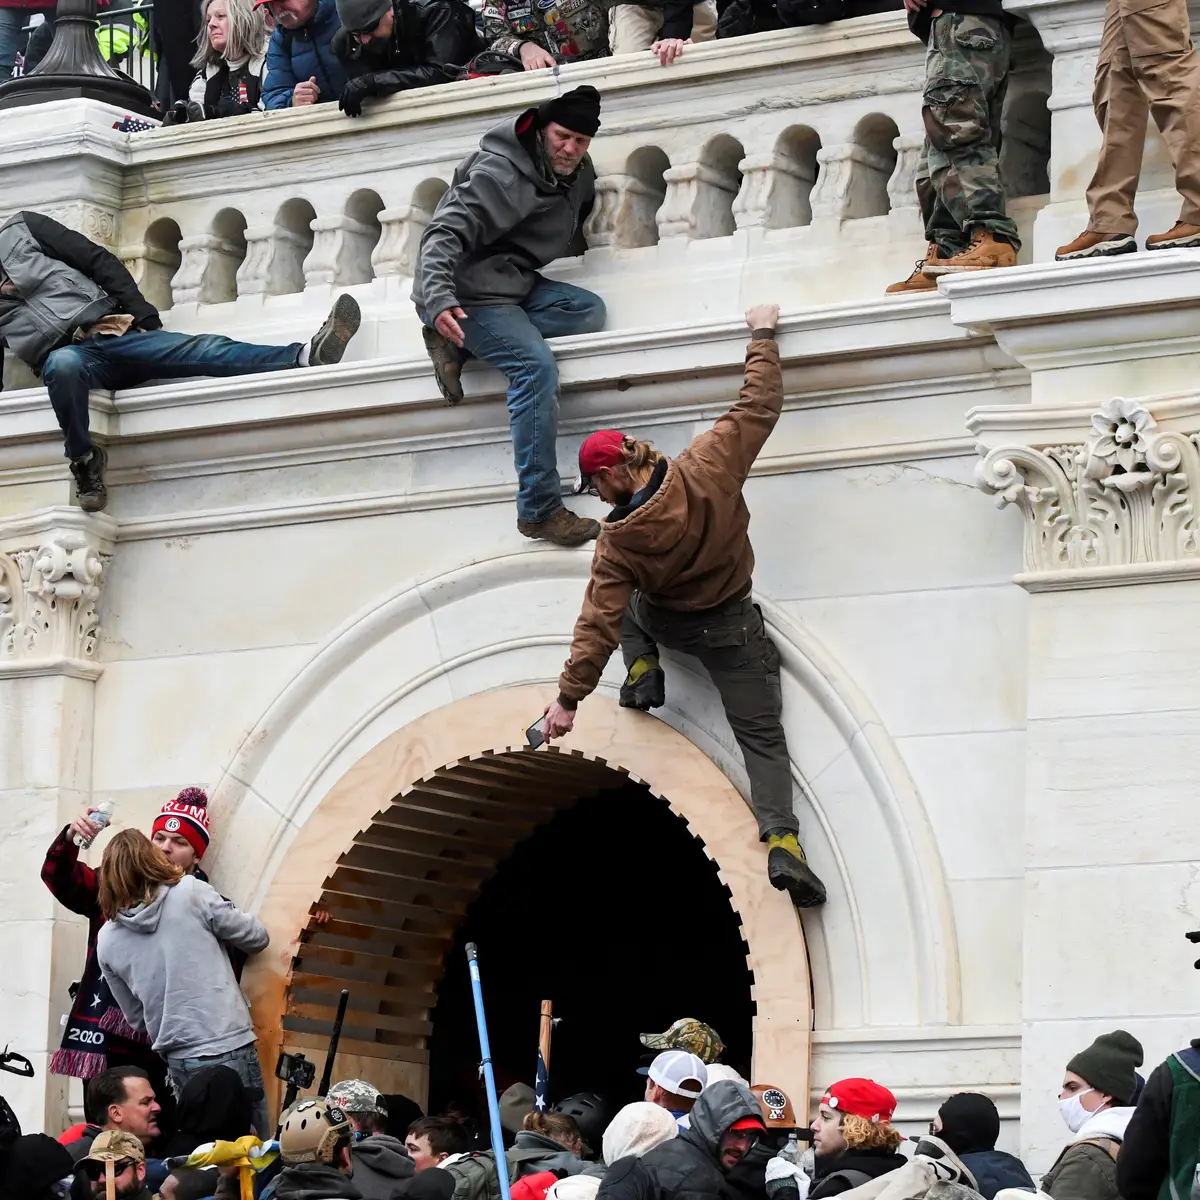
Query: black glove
[[160, 99, 191, 125], [1188, 929, 1200, 968], [339, 74, 378, 117]]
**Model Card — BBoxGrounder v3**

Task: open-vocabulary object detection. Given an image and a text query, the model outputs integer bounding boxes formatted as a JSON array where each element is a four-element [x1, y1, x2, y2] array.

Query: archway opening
[[427, 777, 755, 1114], [281, 748, 756, 1113]]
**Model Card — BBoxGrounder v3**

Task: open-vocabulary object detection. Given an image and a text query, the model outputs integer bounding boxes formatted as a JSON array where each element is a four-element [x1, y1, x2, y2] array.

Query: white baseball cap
[[646, 1050, 708, 1099]]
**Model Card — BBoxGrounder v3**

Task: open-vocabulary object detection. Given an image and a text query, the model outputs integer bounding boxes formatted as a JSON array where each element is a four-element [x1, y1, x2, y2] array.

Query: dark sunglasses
[[81, 1159, 137, 1181]]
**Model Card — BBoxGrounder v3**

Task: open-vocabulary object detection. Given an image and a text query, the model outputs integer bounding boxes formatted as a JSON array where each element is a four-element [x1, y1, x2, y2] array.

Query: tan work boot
[[517, 506, 600, 547], [927, 229, 1017, 275], [1055, 230, 1137, 261], [886, 244, 943, 294], [1146, 221, 1200, 250]]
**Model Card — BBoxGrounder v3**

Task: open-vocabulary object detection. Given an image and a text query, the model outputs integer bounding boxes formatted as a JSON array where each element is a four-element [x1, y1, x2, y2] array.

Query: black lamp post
[[0, 0, 154, 111]]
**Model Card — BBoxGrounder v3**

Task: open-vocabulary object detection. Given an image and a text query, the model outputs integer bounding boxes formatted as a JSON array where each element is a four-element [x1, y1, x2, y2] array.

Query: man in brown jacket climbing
[[540, 303, 826, 910]]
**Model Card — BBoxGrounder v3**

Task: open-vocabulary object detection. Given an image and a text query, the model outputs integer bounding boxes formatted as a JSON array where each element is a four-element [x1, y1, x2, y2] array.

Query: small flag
[[113, 115, 158, 133], [534, 1042, 549, 1112]]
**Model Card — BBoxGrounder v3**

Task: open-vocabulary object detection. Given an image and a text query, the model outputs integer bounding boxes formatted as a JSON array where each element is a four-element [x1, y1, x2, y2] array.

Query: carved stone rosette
[[0, 521, 114, 673], [975, 397, 1200, 573]]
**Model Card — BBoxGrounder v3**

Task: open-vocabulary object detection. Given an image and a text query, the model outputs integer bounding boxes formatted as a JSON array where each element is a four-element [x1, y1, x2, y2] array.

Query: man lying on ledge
[[542, 303, 828, 912], [0, 210, 361, 513]]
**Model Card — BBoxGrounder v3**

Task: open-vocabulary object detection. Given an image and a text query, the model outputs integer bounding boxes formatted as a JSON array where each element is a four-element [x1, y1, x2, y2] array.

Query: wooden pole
[[105, 1160, 115, 1200], [539, 1000, 553, 1075]]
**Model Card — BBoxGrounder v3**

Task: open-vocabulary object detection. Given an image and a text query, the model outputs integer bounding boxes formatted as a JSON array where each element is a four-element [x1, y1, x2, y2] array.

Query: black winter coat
[[597, 1082, 763, 1200], [958, 1150, 1036, 1199], [808, 1148, 908, 1198], [1116, 1042, 1200, 1200], [334, 0, 480, 100]]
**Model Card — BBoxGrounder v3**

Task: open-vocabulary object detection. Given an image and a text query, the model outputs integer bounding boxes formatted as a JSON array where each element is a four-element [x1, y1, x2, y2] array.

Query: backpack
[[813, 1169, 873, 1195], [447, 1148, 551, 1200]]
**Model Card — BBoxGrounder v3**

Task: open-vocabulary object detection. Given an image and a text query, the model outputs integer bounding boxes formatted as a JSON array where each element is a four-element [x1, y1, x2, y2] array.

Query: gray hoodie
[[96, 875, 269, 1059], [350, 1134, 415, 1200], [412, 111, 595, 319]]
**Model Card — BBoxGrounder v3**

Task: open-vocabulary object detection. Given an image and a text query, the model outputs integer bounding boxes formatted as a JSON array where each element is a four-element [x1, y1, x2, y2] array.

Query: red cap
[[729, 1116, 768, 1132], [820, 1079, 896, 1124], [572, 429, 626, 494]]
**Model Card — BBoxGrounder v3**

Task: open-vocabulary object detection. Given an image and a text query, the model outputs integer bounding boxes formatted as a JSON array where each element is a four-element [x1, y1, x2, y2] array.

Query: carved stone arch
[[205, 549, 960, 1109]]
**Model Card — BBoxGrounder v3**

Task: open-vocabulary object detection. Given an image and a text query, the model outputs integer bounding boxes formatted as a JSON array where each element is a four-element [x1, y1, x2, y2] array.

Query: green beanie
[[1066, 1030, 1144, 1105]]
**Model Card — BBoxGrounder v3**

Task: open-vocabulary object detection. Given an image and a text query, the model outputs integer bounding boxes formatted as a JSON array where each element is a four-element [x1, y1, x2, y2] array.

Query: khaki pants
[[1087, 0, 1200, 233], [608, 0, 717, 52]]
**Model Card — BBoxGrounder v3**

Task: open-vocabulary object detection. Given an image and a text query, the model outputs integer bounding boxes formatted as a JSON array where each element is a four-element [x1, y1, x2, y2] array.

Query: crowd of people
[[4, 993, 1200, 1200]]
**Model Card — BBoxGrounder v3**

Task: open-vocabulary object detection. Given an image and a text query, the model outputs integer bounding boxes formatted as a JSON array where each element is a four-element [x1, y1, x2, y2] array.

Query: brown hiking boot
[[1146, 221, 1200, 250], [69, 446, 108, 513], [1055, 230, 1137, 261], [886, 244, 943, 294], [422, 325, 464, 405], [517, 506, 600, 547], [927, 229, 1017, 275]]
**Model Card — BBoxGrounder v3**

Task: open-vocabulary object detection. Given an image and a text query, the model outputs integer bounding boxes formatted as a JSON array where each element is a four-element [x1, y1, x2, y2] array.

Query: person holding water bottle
[[39, 789, 218, 1112]]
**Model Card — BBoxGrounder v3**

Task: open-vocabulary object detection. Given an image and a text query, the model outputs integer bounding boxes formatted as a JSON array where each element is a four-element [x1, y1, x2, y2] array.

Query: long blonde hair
[[618, 436, 666, 491], [840, 1113, 903, 1153], [99, 829, 183, 919], [192, 0, 267, 68]]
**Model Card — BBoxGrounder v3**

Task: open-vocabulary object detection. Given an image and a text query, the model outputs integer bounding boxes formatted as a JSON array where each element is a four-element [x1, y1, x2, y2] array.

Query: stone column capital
[[0, 507, 116, 678], [975, 397, 1200, 587]]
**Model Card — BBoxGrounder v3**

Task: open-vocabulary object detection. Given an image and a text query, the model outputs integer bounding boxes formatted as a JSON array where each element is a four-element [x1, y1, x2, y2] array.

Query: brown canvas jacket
[[557, 334, 782, 706]]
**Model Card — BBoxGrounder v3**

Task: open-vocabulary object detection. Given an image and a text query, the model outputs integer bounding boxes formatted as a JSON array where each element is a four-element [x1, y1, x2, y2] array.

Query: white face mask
[[1058, 1088, 1097, 1133]]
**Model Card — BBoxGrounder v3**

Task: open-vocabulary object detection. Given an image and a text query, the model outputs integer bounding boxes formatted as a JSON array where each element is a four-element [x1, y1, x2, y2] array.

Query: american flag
[[113, 115, 158, 133], [534, 1040, 550, 1111]]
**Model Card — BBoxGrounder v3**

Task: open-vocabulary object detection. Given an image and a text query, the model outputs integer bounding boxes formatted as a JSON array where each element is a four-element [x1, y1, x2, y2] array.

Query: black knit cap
[[1067, 1030, 1144, 1105], [936, 1092, 1000, 1156], [538, 85, 602, 137]]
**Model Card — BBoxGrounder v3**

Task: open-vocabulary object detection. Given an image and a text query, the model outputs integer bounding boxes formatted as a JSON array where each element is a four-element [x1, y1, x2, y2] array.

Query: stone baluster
[[303, 213, 379, 288], [733, 152, 818, 231], [120, 242, 183, 313], [237, 222, 312, 297], [657, 161, 742, 241], [170, 232, 246, 306], [809, 142, 896, 221], [887, 134, 925, 214], [586, 175, 666, 249], [371, 204, 434, 278]]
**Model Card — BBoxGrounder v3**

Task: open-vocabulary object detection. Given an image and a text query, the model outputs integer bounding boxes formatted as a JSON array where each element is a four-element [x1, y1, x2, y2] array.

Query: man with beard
[[541, 304, 827, 913], [596, 1080, 766, 1200], [75, 1131, 153, 1200]]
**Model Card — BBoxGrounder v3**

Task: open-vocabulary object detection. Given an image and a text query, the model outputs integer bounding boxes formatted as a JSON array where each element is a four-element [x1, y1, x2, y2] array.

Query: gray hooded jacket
[[96, 875, 269, 1059], [349, 1134, 415, 1200], [412, 111, 595, 319], [597, 1082, 762, 1200]]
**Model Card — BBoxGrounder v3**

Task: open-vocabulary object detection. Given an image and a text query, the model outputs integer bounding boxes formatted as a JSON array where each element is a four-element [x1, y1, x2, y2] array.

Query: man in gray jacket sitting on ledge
[[0, 210, 362, 513], [413, 85, 607, 549]]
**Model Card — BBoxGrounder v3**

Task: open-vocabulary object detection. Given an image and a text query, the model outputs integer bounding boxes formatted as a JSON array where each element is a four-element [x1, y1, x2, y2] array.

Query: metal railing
[[14, 1, 157, 93]]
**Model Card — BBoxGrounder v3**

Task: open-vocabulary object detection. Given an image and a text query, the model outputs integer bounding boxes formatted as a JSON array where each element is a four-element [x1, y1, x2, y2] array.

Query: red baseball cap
[[729, 1116, 768, 1132], [820, 1079, 896, 1123], [572, 429, 626, 494]]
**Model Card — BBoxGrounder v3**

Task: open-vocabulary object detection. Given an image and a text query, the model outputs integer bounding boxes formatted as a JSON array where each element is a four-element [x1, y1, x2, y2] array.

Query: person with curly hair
[[808, 1079, 906, 1197]]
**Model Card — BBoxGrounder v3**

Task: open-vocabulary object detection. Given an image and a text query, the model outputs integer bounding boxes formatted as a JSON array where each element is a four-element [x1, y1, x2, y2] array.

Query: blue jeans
[[42, 329, 303, 461], [167, 1041, 272, 1141], [0, 7, 53, 81], [423, 277, 606, 524]]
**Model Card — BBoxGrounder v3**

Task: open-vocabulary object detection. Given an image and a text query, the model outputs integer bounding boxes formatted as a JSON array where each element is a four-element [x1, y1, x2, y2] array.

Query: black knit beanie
[[0, 1134, 73, 1200], [937, 1092, 1000, 1156], [1067, 1030, 1144, 1105], [538, 85, 602, 137]]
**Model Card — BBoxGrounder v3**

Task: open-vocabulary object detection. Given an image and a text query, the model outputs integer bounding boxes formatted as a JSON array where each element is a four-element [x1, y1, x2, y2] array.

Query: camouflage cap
[[328, 1079, 388, 1116], [84, 1130, 145, 1164], [640, 1019, 725, 1064]]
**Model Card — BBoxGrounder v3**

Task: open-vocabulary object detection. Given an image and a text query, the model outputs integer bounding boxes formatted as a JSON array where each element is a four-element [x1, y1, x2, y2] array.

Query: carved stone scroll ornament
[[0, 531, 110, 665], [975, 397, 1200, 572]]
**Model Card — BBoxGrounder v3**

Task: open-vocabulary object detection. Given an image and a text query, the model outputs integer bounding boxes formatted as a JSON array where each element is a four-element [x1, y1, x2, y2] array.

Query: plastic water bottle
[[73, 800, 114, 849]]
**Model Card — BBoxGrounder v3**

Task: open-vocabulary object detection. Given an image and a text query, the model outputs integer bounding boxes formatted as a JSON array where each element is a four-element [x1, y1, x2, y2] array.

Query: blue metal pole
[[466, 942, 512, 1200]]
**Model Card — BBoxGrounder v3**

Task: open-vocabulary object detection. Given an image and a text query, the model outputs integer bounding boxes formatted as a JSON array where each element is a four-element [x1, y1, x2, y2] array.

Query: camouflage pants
[[916, 11, 1021, 254]]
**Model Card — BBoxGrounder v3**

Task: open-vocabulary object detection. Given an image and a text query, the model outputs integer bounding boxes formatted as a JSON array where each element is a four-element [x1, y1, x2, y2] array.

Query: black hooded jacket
[[0, 1133, 75, 1200], [159, 1065, 253, 1159], [597, 1082, 762, 1200], [334, 0, 479, 99], [808, 1148, 908, 1198]]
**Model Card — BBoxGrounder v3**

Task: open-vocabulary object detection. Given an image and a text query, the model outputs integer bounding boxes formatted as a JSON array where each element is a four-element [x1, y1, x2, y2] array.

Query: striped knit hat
[[151, 787, 210, 859]]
